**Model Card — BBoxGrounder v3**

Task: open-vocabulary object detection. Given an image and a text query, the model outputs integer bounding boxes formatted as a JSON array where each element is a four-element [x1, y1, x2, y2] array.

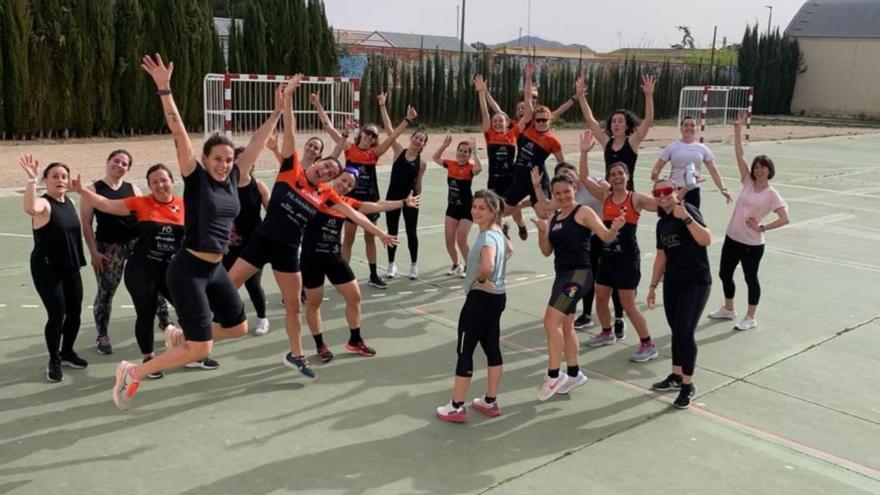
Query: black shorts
[[504, 168, 549, 208], [488, 175, 513, 196], [548, 269, 592, 315], [166, 249, 246, 342], [596, 254, 641, 290], [445, 204, 473, 222], [239, 231, 300, 273], [301, 253, 357, 289]]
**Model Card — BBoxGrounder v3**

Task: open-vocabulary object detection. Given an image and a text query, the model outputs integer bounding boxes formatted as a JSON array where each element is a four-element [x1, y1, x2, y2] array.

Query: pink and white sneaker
[[472, 396, 501, 417], [435, 401, 468, 423], [537, 373, 569, 401]]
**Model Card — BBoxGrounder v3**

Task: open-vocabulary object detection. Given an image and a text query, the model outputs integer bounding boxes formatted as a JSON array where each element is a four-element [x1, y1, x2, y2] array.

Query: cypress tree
[[241, 0, 267, 73], [1, 0, 30, 137]]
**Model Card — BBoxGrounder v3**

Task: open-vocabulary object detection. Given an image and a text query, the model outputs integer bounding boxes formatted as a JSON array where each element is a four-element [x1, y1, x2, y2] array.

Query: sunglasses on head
[[535, 118, 549, 123], [652, 186, 675, 198], [362, 129, 378, 139]]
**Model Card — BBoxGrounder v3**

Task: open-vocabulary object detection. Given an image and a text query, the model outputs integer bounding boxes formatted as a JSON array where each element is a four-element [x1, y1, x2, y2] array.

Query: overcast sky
[[325, 0, 807, 52]]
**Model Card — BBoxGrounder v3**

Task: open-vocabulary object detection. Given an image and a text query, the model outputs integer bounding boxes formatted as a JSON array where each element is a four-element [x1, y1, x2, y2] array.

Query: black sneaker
[[60, 351, 89, 369], [652, 373, 683, 392], [368, 275, 388, 289], [96, 335, 113, 355], [573, 313, 593, 330], [46, 358, 63, 383], [673, 383, 697, 409], [143, 356, 164, 379], [613, 318, 626, 340], [283, 352, 316, 378], [185, 357, 220, 370], [518, 224, 528, 241]]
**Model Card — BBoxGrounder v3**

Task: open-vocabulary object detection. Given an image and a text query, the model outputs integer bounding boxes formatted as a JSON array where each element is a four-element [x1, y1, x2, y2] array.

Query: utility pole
[[765, 5, 773, 35], [527, 0, 532, 40], [459, 0, 466, 78], [710, 25, 717, 70]]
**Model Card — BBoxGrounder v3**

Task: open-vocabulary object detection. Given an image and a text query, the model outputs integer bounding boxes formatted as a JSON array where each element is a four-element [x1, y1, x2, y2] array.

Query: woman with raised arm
[[111, 54, 263, 410], [377, 92, 427, 280], [708, 115, 789, 330], [646, 179, 713, 410], [531, 174, 624, 401], [228, 78, 397, 379], [312, 93, 415, 289], [474, 75, 527, 240], [436, 190, 510, 423], [502, 62, 565, 221], [302, 167, 418, 362], [73, 164, 184, 380], [432, 136, 482, 277], [650, 116, 733, 209], [576, 74, 656, 190], [20, 155, 87, 383]]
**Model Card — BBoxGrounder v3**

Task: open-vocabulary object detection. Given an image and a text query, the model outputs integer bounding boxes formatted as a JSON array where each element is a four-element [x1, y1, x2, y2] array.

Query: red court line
[[409, 306, 880, 481]]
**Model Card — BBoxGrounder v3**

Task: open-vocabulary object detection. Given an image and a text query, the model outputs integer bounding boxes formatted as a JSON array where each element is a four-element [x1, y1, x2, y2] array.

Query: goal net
[[203, 73, 360, 138], [678, 85, 753, 142]]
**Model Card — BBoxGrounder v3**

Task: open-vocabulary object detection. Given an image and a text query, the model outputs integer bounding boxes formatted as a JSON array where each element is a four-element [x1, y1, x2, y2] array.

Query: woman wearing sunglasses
[[646, 180, 713, 409], [650, 116, 732, 209], [312, 93, 416, 289], [708, 115, 789, 330], [575, 73, 656, 192]]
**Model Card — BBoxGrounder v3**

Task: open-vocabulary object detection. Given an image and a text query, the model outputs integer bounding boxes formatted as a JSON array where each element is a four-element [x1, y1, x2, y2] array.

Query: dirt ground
[[0, 123, 876, 193]]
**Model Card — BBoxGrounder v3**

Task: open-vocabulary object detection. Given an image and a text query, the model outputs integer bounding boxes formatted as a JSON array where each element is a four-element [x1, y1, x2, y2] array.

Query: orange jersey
[[122, 195, 185, 264]]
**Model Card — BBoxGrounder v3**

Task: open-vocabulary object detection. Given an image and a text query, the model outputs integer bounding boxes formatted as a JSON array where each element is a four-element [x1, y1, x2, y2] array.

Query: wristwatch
[[683, 217, 693, 225], [759, 225, 766, 233]]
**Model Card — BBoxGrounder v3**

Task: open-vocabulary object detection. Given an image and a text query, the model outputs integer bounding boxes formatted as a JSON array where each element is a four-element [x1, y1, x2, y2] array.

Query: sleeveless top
[[31, 194, 86, 274], [548, 205, 591, 272], [604, 138, 638, 191], [93, 180, 138, 243], [386, 150, 420, 200], [231, 177, 263, 247], [601, 192, 640, 257]]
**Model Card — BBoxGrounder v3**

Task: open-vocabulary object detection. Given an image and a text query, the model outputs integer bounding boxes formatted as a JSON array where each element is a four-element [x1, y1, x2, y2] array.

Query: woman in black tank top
[[575, 74, 656, 190], [20, 156, 87, 383], [531, 174, 624, 401]]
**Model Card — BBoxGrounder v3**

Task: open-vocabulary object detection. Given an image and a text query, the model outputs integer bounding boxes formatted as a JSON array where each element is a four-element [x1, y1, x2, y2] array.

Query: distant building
[[489, 36, 597, 61], [786, 0, 880, 117], [335, 29, 476, 60], [214, 17, 243, 67]]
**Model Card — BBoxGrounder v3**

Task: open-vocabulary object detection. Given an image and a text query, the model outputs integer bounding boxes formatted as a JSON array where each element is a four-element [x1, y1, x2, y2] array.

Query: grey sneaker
[[585, 330, 616, 347], [630, 342, 659, 363], [283, 353, 316, 378], [96, 335, 113, 355]]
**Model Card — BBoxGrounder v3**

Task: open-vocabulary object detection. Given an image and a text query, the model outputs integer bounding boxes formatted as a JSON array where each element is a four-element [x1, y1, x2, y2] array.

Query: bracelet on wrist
[[650, 284, 658, 289], [404, 118, 413, 125], [156, 88, 172, 96], [26, 178, 36, 184]]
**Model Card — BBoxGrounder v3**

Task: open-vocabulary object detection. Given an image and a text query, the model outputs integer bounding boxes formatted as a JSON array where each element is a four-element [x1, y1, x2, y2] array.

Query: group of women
[[19, 56, 787, 418]]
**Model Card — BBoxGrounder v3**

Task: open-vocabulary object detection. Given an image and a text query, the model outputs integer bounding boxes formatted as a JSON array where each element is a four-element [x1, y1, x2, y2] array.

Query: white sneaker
[[458, 264, 467, 279], [537, 373, 569, 401], [255, 318, 270, 336], [161, 324, 176, 334], [386, 262, 397, 279], [165, 327, 185, 350], [734, 316, 758, 331], [708, 307, 737, 320], [408, 264, 419, 280], [446, 264, 460, 276], [557, 371, 589, 394]]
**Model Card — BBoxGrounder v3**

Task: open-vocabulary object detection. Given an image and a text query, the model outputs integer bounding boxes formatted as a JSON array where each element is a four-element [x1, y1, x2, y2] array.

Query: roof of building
[[786, 0, 880, 38], [492, 35, 593, 52], [336, 29, 476, 53], [213, 17, 243, 38]]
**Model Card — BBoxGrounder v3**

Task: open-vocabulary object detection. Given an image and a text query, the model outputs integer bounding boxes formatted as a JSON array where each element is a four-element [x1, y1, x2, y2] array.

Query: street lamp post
[[764, 5, 773, 35]]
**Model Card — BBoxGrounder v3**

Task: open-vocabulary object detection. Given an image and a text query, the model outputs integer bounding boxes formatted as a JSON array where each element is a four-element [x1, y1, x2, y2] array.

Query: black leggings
[[663, 282, 710, 376], [223, 245, 266, 318], [31, 260, 83, 360], [583, 236, 623, 318], [683, 187, 701, 209], [719, 236, 765, 306], [455, 290, 506, 377], [385, 205, 419, 263], [124, 256, 174, 355]]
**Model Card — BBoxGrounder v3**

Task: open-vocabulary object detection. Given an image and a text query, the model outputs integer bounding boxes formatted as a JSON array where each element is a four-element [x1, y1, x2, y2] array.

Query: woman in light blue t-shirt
[[436, 190, 511, 423]]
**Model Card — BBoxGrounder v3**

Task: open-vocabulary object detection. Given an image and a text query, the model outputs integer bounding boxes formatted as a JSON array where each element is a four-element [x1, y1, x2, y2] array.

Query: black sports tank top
[[93, 180, 138, 243], [548, 205, 591, 272], [604, 137, 638, 191], [31, 194, 86, 273], [386, 150, 420, 200], [231, 177, 263, 246]]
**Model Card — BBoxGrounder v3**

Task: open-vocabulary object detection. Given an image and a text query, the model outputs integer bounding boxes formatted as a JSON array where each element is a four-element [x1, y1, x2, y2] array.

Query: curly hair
[[604, 110, 639, 137]]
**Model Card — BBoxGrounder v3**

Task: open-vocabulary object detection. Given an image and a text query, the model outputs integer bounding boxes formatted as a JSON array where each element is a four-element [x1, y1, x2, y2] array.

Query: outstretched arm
[[484, 85, 507, 117], [280, 74, 304, 159], [142, 54, 196, 176], [358, 192, 420, 214], [520, 62, 536, 132], [550, 98, 574, 123], [474, 75, 491, 133], [240, 83, 285, 174], [433, 135, 453, 166], [375, 105, 416, 157], [332, 201, 397, 247], [577, 129, 607, 199], [704, 159, 733, 203], [377, 92, 404, 156], [311, 93, 346, 145], [19, 154, 49, 218], [468, 137, 482, 176], [575, 75, 609, 147], [629, 74, 656, 151], [531, 217, 553, 257], [71, 175, 131, 217], [733, 113, 750, 182], [577, 206, 623, 243]]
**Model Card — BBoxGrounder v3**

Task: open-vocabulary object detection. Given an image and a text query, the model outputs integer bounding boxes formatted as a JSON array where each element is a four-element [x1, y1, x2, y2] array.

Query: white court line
[[0, 304, 6, 308], [398, 291, 413, 295], [323, 298, 329, 301], [515, 277, 529, 281], [371, 293, 386, 298], [784, 213, 857, 229], [766, 246, 880, 273], [535, 273, 548, 278], [21, 304, 39, 308], [120, 305, 134, 309], [0, 232, 30, 238], [423, 288, 438, 292]]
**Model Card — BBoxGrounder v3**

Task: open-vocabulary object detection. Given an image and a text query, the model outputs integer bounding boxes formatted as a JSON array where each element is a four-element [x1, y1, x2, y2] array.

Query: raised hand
[[405, 105, 418, 121], [530, 167, 542, 187], [579, 129, 595, 152], [266, 133, 278, 151], [672, 203, 690, 220], [309, 93, 321, 107], [473, 74, 486, 92], [70, 174, 84, 194], [141, 54, 173, 89], [344, 118, 357, 133], [405, 192, 421, 208], [274, 83, 286, 111], [467, 136, 477, 155], [734, 112, 748, 132], [530, 216, 548, 233], [525, 61, 535, 80], [379, 232, 398, 247], [442, 135, 453, 147], [641, 74, 656, 95], [286, 73, 303, 95], [376, 92, 387, 106], [18, 154, 39, 179], [575, 75, 586, 97]]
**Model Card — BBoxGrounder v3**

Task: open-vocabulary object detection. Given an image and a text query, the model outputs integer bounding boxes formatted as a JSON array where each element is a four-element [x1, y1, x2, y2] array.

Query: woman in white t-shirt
[[708, 115, 789, 331], [650, 116, 733, 208]]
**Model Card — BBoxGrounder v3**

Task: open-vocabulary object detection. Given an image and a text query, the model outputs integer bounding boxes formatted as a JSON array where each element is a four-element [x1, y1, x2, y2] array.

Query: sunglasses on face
[[362, 129, 378, 139], [652, 186, 675, 198], [535, 118, 549, 123]]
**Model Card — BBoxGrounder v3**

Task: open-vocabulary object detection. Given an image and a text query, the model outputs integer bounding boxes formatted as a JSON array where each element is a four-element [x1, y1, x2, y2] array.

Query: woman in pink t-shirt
[[708, 115, 789, 330]]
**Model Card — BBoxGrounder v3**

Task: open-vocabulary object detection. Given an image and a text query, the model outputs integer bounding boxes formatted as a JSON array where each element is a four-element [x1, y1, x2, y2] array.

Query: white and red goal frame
[[203, 73, 360, 137], [678, 85, 753, 142]]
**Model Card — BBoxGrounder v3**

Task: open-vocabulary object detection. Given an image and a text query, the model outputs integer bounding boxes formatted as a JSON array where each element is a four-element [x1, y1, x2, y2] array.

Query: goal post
[[678, 85, 753, 143], [203, 73, 360, 138]]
